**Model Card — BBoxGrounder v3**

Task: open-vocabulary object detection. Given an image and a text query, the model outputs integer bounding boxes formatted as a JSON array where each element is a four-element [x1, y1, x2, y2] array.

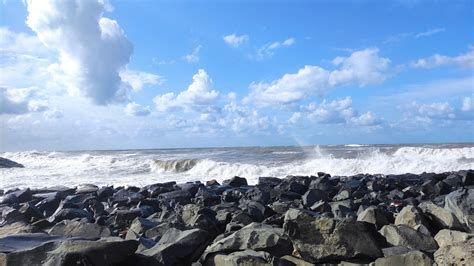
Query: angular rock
[[357, 206, 392, 229], [280, 255, 315, 266], [394, 205, 425, 228], [283, 209, 384, 263], [0, 157, 24, 168], [374, 251, 433, 266], [379, 224, 438, 252], [444, 188, 474, 232], [126, 217, 157, 239], [302, 189, 328, 207], [0, 222, 39, 237], [139, 228, 210, 265], [48, 220, 111, 239], [48, 208, 92, 223], [202, 223, 293, 260], [434, 238, 474, 266], [5, 189, 32, 203], [158, 190, 193, 205], [419, 201, 465, 231], [434, 229, 469, 248], [222, 176, 248, 187], [207, 250, 276, 266]]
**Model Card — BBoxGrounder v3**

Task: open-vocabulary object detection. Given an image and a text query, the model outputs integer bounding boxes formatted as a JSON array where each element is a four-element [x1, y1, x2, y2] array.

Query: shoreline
[[0, 170, 473, 265]]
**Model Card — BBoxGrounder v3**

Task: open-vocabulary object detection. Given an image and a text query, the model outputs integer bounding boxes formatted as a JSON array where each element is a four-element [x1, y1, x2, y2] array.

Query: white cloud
[[350, 111, 381, 126], [255, 37, 296, 60], [223, 34, 249, 48], [120, 69, 165, 91], [411, 48, 474, 69], [415, 27, 445, 38], [43, 109, 64, 120], [26, 0, 133, 105], [246, 48, 390, 106], [124, 102, 151, 116], [184, 45, 202, 63], [462, 96, 472, 112], [0, 87, 48, 115], [0, 27, 50, 57], [153, 69, 219, 113]]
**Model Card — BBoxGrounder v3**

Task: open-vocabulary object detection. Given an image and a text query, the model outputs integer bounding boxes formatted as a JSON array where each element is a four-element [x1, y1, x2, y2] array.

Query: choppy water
[[1, 144, 473, 190]]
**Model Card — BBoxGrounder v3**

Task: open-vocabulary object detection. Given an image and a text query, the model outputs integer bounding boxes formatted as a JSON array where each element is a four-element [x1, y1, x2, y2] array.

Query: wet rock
[[444, 188, 473, 232], [379, 224, 438, 252], [206, 250, 276, 266], [419, 201, 465, 231], [357, 206, 393, 229], [302, 189, 328, 207], [458, 169, 473, 186], [434, 229, 470, 248], [0, 222, 39, 237], [125, 217, 157, 239], [194, 187, 221, 206], [5, 189, 32, 203], [18, 203, 44, 222], [222, 176, 248, 187], [258, 176, 282, 187], [181, 204, 219, 235], [222, 188, 244, 202], [48, 208, 92, 223], [1, 207, 26, 225], [159, 190, 193, 205], [0, 157, 24, 168], [0, 194, 18, 205], [139, 228, 210, 265], [202, 223, 293, 260], [49, 220, 111, 239], [206, 179, 220, 186], [0, 234, 138, 265], [394, 205, 426, 229], [434, 238, 474, 266], [244, 187, 271, 204], [374, 250, 433, 266], [283, 209, 384, 263], [35, 196, 61, 217], [112, 208, 142, 229]]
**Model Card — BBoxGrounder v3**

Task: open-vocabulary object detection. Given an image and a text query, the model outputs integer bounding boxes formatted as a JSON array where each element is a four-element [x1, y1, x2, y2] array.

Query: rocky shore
[[0, 170, 473, 265]]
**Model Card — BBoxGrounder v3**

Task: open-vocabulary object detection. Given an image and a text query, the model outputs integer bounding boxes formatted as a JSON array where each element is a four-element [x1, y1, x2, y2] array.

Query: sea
[[1, 144, 473, 190]]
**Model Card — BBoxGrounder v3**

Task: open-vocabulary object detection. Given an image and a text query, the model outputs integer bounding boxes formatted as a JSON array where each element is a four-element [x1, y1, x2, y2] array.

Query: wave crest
[[151, 159, 199, 173]]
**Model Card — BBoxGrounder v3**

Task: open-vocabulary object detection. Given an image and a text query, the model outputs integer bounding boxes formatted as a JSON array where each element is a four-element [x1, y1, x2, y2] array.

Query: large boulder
[[0, 222, 39, 237], [444, 189, 474, 232], [139, 228, 210, 265], [394, 205, 425, 228], [206, 250, 276, 266], [283, 209, 384, 263], [434, 238, 474, 265], [0, 157, 24, 168], [48, 220, 111, 239], [202, 223, 293, 260], [379, 224, 438, 252], [357, 206, 393, 229], [0, 233, 138, 265], [222, 176, 248, 187], [419, 201, 466, 231], [434, 229, 470, 248], [374, 250, 433, 266]]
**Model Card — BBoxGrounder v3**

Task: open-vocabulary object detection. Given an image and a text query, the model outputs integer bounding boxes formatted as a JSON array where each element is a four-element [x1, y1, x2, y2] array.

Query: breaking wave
[[151, 159, 199, 173]]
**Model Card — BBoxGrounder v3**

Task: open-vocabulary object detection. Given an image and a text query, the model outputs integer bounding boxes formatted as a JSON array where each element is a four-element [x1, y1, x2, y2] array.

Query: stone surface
[[379, 224, 438, 251], [434, 229, 469, 248], [444, 188, 474, 232], [434, 239, 474, 266], [283, 209, 384, 263], [357, 206, 392, 229], [374, 251, 433, 266], [0, 157, 24, 168], [394, 205, 425, 228], [48, 220, 111, 239], [419, 201, 466, 231], [207, 250, 276, 266]]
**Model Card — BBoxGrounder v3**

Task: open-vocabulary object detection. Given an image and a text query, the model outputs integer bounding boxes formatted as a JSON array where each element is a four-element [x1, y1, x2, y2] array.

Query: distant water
[[1, 144, 473, 190]]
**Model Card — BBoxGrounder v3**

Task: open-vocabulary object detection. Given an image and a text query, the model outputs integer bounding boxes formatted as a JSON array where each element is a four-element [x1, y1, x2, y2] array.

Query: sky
[[0, 0, 473, 151]]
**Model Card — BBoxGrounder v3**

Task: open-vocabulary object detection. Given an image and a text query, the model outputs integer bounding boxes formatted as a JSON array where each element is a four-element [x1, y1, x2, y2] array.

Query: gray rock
[[283, 209, 383, 263], [434, 229, 470, 248], [434, 238, 474, 266], [374, 251, 433, 266], [0, 233, 138, 265], [206, 250, 276, 266], [419, 201, 466, 231], [379, 224, 438, 252], [48, 220, 111, 239], [381, 246, 414, 257], [140, 228, 210, 265], [0, 157, 24, 168], [47, 208, 92, 223], [202, 223, 293, 260], [302, 189, 328, 207], [444, 188, 474, 232], [357, 206, 392, 229], [279, 255, 315, 266], [0, 222, 39, 237], [222, 176, 248, 187], [394, 205, 425, 228]]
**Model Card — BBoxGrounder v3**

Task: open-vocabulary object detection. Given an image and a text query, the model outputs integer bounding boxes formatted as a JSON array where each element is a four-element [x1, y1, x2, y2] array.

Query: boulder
[[444, 189, 474, 232], [202, 223, 293, 260], [125, 217, 157, 239], [0, 222, 39, 237], [18, 203, 44, 222], [206, 250, 276, 266], [222, 176, 248, 187], [374, 250, 433, 266], [5, 189, 32, 203], [357, 206, 393, 229], [139, 228, 210, 265], [48, 220, 111, 239], [283, 209, 384, 263], [434, 239, 474, 266], [279, 255, 315, 266], [302, 189, 328, 207], [434, 229, 469, 248], [394, 205, 425, 228], [158, 190, 193, 205], [419, 201, 466, 231], [0, 157, 24, 168], [379, 224, 438, 252], [47, 208, 92, 223], [0, 233, 138, 265]]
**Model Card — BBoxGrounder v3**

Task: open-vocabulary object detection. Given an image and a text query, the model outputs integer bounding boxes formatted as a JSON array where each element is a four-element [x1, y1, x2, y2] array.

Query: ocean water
[[1, 144, 473, 190]]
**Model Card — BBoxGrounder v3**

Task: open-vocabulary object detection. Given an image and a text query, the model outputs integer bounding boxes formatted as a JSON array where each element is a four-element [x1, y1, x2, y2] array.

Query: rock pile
[[0, 170, 473, 265]]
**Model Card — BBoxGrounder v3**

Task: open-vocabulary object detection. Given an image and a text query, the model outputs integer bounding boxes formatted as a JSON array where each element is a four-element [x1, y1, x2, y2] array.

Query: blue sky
[[0, 0, 473, 151]]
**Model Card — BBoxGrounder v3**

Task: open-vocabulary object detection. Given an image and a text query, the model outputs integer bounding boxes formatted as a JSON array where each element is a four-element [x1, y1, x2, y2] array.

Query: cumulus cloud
[[0, 27, 50, 57], [120, 70, 165, 91], [0, 87, 48, 115], [408, 98, 474, 121], [184, 45, 202, 63], [26, 0, 133, 105], [246, 48, 390, 106], [223, 34, 249, 48], [411, 47, 474, 69], [153, 69, 219, 113], [124, 102, 151, 116], [255, 37, 295, 60]]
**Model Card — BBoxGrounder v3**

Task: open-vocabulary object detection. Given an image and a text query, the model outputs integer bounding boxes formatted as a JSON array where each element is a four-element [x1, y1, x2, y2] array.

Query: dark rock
[[288, 181, 307, 195], [258, 176, 282, 187], [139, 228, 210, 265], [443, 174, 463, 188], [112, 208, 142, 229], [283, 209, 384, 263], [206, 179, 220, 186], [222, 176, 248, 187], [5, 189, 32, 203], [181, 204, 220, 235], [244, 187, 271, 204], [0, 222, 39, 237], [35, 196, 61, 217], [1, 207, 26, 225], [201, 223, 293, 260], [302, 189, 328, 207], [419, 201, 466, 231], [381, 246, 414, 257], [48, 208, 92, 223], [222, 188, 244, 202], [379, 224, 438, 251], [159, 190, 193, 205], [0, 194, 18, 205], [357, 206, 393, 229], [194, 188, 221, 206], [18, 203, 44, 222], [206, 250, 277, 265], [0, 157, 24, 168], [279, 255, 315, 266], [374, 250, 433, 266], [49, 220, 111, 239], [444, 188, 473, 232], [458, 169, 474, 186], [126, 217, 157, 239], [177, 182, 202, 196]]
